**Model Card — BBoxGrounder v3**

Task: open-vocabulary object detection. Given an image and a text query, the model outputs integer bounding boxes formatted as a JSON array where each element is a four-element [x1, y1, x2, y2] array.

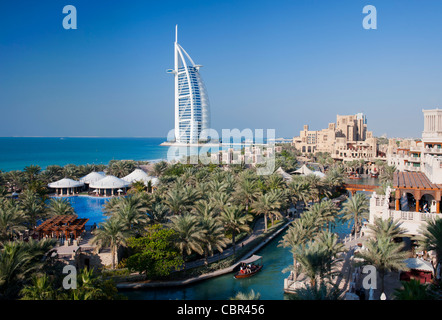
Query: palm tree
[[20, 274, 56, 300], [193, 200, 216, 220], [149, 202, 170, 224], [168, 213, 205, 268], [280, 219, 315, 280], [287, 180, 310, 208], [152, 161, 168, 177], [91, 218, 131, 269], [252, 192, 281, 233], [198, 213, 228, 265], [43, 165, 64, 182], [355, 237, 409, 294], [220, 205, 252, 255], [23, 165, 41, 183], [420, 218, 442, 270], [234, 179, 260, 212], [107, 161, 134, 178], [19, 189, 46, 228], [164, 188, 194, 215], [4, 170, 25, 192], [58, 267, 120, 300], [129, 180, 147, 194], [109, 195, 149, 233], [210, 191, 232, 215], [393, 279, 433, 300], [229, 289, 261, 300], [290, 282, 342, 300], [323, 166, 345, 194], [0, 201, 27, 242], [266, 189, 285, 226], [315, 231, 346, 273], [319, 200, 340, 231], [304, 174, 323, 202], [380, 164, 396, 184], [266, 174, 284, 190], [46, 197, 75, 216], [207, 180, 228, 194], [367, 217, 406, 241], [341, 193, 369, 235], [295, 241, 335, 287], [0, 239, 56, 299], [62, 164, 79, 180]]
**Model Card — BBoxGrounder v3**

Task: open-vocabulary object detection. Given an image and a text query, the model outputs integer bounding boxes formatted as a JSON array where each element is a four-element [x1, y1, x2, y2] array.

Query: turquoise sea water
[[0, 137, 169, 172]]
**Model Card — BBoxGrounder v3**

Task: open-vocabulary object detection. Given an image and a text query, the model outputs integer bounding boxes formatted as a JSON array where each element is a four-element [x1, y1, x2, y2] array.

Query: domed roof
[[48, 178, 84, 188], [122, 169, 157, 186], [89, 175, 130, 189], [79, 171, 106, 184]]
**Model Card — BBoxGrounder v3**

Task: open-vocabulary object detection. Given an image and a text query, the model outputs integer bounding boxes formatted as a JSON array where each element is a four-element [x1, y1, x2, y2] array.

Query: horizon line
[[0, 136, 168, 138]]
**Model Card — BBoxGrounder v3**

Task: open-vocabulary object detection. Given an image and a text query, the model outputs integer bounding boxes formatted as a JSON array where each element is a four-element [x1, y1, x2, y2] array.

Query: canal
[[122, 178, 379, 300], [123, 223, 352, 300], [123, 231, 293, 300]]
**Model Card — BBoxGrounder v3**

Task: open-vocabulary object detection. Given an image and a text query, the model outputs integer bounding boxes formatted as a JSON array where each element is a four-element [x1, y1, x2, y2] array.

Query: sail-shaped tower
[[167, 26, 211, 144]]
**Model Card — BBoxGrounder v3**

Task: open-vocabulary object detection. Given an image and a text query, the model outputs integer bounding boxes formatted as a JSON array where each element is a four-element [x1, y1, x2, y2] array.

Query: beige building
[[387, 108, 442, 184], [293, 113, 378, 161]]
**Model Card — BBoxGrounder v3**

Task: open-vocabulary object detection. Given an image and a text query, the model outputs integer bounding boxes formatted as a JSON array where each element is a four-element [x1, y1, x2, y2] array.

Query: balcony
[[387, 210, 440, 223], [424, 147, 442, 154]]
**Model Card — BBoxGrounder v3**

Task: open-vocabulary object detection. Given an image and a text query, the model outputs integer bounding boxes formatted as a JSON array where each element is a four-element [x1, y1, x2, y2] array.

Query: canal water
[[123, 178, 380, 300], [123, 231, 293, 300], [123, 224, 352, 300]]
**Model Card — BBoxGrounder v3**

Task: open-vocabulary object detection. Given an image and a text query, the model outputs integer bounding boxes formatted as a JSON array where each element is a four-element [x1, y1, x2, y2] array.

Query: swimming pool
[[62, 196, 111, 227]]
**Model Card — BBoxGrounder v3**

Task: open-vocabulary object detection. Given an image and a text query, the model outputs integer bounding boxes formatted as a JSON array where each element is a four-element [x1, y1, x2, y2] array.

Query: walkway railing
[[341, 231, 364, 245]]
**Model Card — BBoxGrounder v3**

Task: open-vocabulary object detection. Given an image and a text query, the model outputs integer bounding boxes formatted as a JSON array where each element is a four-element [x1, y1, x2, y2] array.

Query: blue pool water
[[63, 196, 110, 227]]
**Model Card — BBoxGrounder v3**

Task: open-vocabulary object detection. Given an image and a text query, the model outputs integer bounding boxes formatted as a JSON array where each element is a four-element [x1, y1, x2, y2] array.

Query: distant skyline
[[1, 1, 442, 139]]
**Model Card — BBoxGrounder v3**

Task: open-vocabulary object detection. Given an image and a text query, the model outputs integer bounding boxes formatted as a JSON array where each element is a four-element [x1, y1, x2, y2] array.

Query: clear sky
[[1, 0, 442, 139]]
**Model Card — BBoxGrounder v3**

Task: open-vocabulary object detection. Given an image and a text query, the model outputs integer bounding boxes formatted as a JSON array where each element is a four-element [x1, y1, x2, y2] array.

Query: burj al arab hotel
[[167, 26, 210, 144]]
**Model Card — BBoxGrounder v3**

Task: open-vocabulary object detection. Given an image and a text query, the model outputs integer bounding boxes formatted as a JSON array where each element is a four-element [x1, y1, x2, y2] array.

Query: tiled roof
[[393, 171, 442, 190]]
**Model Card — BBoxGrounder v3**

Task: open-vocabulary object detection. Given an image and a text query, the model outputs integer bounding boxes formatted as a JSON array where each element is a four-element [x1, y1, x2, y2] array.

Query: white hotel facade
[[167, 26, 210, 144]]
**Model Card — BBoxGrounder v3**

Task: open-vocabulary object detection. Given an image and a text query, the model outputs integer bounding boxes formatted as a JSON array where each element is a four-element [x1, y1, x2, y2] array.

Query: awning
[[404, 258, 434, 273], [294, 164, 314, 176], [239, 255, 262, 264]]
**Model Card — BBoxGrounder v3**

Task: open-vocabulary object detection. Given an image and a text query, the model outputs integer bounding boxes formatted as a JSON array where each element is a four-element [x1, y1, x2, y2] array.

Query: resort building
[[292, 113, 379, 162], [167, 26, 210, 144], [367, 109, 442, 237], [122, 168, 159, 187], [209, 145, 274, 166], [48, 178, 84, 196], [79, 171, 106, 190], [36, 215, 88, 242], [89, 175, 130, 196], [387, 109, 442, 184]]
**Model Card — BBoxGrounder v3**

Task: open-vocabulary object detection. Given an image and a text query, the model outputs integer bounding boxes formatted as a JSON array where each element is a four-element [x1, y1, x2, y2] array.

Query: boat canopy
[[239, 255, 262, 265]]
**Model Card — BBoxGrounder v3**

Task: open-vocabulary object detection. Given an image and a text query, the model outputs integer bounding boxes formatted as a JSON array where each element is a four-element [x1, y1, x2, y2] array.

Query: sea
[[0, 137, 275, 172], [0, 137, 170, 172]]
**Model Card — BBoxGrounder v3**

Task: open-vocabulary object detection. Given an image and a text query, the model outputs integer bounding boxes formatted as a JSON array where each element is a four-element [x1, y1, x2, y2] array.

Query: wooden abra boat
[[370, 171, 379, 178], [348, 173, 361, 179], [234, 255, 263, 279]]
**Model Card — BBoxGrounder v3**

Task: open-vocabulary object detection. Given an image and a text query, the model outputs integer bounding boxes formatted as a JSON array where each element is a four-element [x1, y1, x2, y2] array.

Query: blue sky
[[1, 0, 442, 138]]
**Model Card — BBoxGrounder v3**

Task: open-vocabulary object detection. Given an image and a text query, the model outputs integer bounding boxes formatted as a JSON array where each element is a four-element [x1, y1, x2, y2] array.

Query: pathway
[[183, 216, 266, 270], [117, 218, 292, 289]]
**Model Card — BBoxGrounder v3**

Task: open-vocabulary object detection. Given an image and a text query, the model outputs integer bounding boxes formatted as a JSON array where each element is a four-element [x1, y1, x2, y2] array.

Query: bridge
[[343, 183, 378, 194]]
